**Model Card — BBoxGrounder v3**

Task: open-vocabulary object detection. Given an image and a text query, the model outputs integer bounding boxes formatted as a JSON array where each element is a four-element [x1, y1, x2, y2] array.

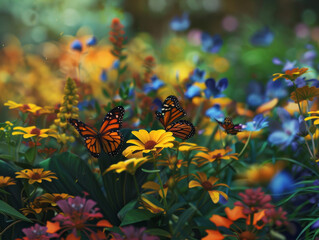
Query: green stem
[[15, 136, 22, 162], [153, 161, 168, 211], [238, 131, 252, 158], [123, 172, 127, 204], [205, 125, 219, 148]]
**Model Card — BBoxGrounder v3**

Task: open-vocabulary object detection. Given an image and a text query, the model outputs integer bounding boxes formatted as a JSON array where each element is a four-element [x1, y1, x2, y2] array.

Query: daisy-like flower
[[124, 130, 175, 157], [46, 196, 111, 238], [4, 101, 42, 113], [0, 176, 16, 187], [19, 223, 58, 240], [139, 196, 166, 214], [189, 172, 229, 204], [305, 110, 319, 125], [176, 142, 208, 152], [157, 156, 184, 170], [15, 169, 58, 184], [103, 157, 150, 175], [290, 86, 319, 103], [12, 126, 57, 139], [273, 67, 308, 82], [194, 148, 238, 167], [39, 193, 74, 207]]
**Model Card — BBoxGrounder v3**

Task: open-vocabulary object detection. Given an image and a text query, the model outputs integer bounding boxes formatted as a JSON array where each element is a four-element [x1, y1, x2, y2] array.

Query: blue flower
[[100, 69, 107, 82], [268, 171, 295, 200], [244, 114, 269, 131], [78, 99, 96, 111], [204, 78, 228, 98], [272, 58, 296, 71], [205, 104, 224, 120], [185, 85, 201, 99], [246, 81, 265, 108], [266, 79, 288, 99], [297, 116, 308, 137], [250, 26, 274, 47], [71, 40, 82, 51], [143, 75, 165, 94], [170, 13, 190, 32], [190, 68, 206, 83], [112, 60, 120, 69], [201, 32, 223, 53], [86, 36, 97, 46], [285, 76, 306, 87]]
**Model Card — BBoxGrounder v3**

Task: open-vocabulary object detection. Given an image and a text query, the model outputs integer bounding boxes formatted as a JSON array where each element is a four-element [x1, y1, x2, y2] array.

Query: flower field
[[1, 1, 319, 239]]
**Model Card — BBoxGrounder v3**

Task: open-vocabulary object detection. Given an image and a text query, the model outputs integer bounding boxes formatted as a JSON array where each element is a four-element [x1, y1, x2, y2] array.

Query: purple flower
[[190, 68, 206, 83], [244, 114, 268, 131], [201, 32, 223, 53], [112, 226, 160, 240], [250, 26, 274, 47], [170, 13, 190, 32], [71, 40, 83, 52], [266, 79, 288, 99], [22, 224, 58, 240], [86, 36, 97, 46], [204, 78, 228, 98]]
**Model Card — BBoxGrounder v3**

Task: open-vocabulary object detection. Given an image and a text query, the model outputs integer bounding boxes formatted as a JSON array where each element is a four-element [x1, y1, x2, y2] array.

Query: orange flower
[[273, 67, 308, 82], [12, 126, 57, 139], [188, 172, 228, 203], [0, 176, 16, 187], [290, 86, 319, 103], [194, 148, 238, 167], [15, 168, 58, 184], [39, 193, 74, 206]]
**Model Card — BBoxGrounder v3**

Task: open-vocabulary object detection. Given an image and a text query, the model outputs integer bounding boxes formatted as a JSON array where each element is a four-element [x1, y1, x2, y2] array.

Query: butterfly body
[[156, 95, 195, 140], [68, 106, 125, 158], [215, 117, 242, 135]]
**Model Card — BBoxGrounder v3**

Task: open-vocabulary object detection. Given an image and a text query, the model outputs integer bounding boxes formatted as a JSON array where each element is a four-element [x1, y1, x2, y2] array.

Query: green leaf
[[0, 154, 13, 161], [0, 199, 31, 222], [24, 147, 36, 164], [141, 168, 160, 173], [0, 188, 10, 195], [117, 200, 137, 221], [120, 209, 154, 226], [95, 100, 101, 116], [102, 88, 110, 99], [173, 206, 196, 237], [119, 65, 127, 75], [144, 228, 172, 238]]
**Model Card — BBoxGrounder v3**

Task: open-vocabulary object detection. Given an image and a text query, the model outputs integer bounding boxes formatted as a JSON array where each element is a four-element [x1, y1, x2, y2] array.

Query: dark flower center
[[212, 153, 222, 160], [31, 173, 42, 180], [201, 181, 213, 190], [30, 128, 41, 135], [145, 140, 157, 150], [238, 230, 257, 240], [22, 104, 30, 111]]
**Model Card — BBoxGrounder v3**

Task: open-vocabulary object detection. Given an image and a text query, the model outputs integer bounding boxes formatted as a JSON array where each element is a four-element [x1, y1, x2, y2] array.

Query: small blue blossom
[[78, 99, 96, 111], [250, 26, 274, 47], [272, 58, 297, 72], [100, 69, 107, 82], [71, 40, 82, 51], [205, 104, 224, 120], [86, 36, 97, 46], [185, 85, 201, 99], [190, 68, 206, 83], [112, 60, 120, 69], [201, 32, 223, 53], [170, 13, 190, 32], [204, 78, 228, 98], [268, 171, 295, 200], [244, 114, 269, 131], [143, 75, 165, 94], [246, 81, 265, 108], [285, 76, 306, 87], [266, 79, 288, 99]]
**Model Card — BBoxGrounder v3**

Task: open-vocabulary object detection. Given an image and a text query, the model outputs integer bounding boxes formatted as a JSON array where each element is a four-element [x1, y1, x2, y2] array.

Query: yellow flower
[[124, 130, 175, 157], [38, 193, 74, 206], [177, 142, 208, 152], [194, 148, 238, 167], [0, 176, 16, 187], [273, 67, 308, 82], [157, 156, 184, 170], [103, 157, 150, 175], [4, 100, 42, 113], [139, 196, 166, 214], [305, 110, 319, 125], [189, 172, 229, 204], [15, 169, 58, 184], [142, 181, 168, 198], [12, 126, 57, 139]]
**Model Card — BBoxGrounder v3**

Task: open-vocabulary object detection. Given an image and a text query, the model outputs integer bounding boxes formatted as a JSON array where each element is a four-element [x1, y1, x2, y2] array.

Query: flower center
[[212, 153, 222, 160], [31, 173, 42, 180], [201, 181, 213, 190], [238, 230, 257, 240], [22, 104, 30, 111], [30, 128, 41, 135], [145, 140, 157, 150]]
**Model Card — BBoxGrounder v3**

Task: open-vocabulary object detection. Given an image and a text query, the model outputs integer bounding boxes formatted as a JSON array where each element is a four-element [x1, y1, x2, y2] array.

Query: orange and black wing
[[99, 106, 125, 156], [155, 95, 186, 128], [68, 119, 101, 158], [166, 120, 195, 140], [215, 117, 242, 135]]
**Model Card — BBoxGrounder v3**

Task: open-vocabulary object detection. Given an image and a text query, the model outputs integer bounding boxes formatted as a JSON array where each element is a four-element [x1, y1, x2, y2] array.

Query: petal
[[131, 130, 150, 144], [142, 181, 161, 191], [126, 139, 145, 147], [209, 215, 233, 228], [208, 190, 220, 203], [225, 206, 246, 221], [188, 180, 202, 188], [97, 220, 113, 228], [202, 230, 225, 240], [46, 221, 61, 233]]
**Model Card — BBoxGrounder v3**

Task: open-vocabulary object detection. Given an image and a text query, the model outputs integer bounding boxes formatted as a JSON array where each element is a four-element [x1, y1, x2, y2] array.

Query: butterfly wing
[[156, 95, 186, 128], [99, 106, 125, 156], [68, 119, 101, 158], [215, 117, 242, 135], [166, 120, 195, 140]]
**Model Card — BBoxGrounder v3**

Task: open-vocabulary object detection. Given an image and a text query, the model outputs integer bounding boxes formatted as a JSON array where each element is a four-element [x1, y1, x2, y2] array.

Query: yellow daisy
[[39, 193, 74, 206], [189, 172, 229, 204], [103, 157, 150, 175], [12, 126, 57, 139], [4, 100, 42, 113], [273, 67, 308, 82], [194, 148, 238, 167], [124, 130, 175, 157], [139, 196, 166, 214], [15, 169, 58, 184], [0, 176, 16, 187]]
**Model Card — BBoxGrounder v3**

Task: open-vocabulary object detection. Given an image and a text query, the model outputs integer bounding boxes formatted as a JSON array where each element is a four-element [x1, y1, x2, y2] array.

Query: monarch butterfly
[[156, 95, 195, 140], [215, 117, 242, 135], [68, 106, 125, 158]]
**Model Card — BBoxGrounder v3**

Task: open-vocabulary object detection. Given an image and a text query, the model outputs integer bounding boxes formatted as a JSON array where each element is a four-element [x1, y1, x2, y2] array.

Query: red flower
[[109, 18, 125, 58]]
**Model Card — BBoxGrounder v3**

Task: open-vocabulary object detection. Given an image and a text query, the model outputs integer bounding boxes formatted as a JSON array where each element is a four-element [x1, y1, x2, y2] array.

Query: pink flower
[[111, 226, 160, 240], [262, 207, 289, 227], [234, 187, 274, 214], [20, 224, 58, 240]]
